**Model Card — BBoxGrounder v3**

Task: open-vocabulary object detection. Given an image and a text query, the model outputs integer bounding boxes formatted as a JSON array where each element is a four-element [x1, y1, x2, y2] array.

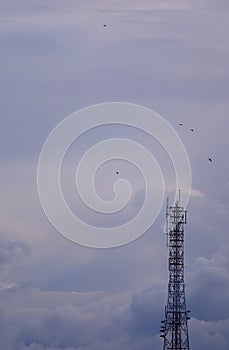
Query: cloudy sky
[[1, 0, 229, 349]]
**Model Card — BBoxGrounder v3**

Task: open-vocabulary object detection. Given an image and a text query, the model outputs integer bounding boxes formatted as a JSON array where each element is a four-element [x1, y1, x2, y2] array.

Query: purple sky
[[1, 1, 229, 349]]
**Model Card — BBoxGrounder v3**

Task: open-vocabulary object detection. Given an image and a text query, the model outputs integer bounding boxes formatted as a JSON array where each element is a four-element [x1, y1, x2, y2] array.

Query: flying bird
[[179, 123, 183, 126], [103, 24, 107, 27], [190, 128, 194, 132], [208, 158, 213, 162], [116, 171, 119, 175]]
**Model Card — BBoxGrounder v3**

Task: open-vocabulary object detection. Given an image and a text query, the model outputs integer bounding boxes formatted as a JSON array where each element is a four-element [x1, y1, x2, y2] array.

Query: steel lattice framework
[[160, 200, 190, 350]]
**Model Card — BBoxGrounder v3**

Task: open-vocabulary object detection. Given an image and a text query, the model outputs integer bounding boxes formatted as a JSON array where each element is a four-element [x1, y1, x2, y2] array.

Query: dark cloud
[[0, 235, 30, 266], [128, 284, 165, 336], [204, 0, 229, 10], [0, 288, 156, 350], [0, 285, 228, 350], [189, 318, 229, 350], [1, 1, 229, 349]]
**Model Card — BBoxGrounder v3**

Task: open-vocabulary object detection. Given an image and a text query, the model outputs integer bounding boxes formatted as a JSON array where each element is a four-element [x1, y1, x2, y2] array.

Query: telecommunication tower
[[160, 198, 190, 350]]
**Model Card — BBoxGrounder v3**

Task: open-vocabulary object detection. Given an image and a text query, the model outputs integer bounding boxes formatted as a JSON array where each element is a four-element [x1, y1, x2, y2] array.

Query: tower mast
[[160, 198, 190, 350]]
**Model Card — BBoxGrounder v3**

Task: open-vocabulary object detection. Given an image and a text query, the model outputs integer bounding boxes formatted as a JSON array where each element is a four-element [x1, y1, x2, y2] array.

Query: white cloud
[[187, 243, 229, 321], [190, 188, 204, 198]]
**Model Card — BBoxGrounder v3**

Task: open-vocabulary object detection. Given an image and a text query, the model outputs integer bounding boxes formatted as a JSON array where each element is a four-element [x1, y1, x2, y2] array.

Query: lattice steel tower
[[160, 198, 190, 350]]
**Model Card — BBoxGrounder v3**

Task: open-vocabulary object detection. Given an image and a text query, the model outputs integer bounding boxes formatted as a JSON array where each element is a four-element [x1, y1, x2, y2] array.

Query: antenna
[[165, 197, 169, 247]]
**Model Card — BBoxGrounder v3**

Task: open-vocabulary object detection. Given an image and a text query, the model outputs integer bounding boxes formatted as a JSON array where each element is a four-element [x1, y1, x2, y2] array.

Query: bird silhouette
[[190, 128, 194, 132], [179, 123, 183, 126], [208, 158, 212, 162], [116, 171, 119, 175], [103, 24, 107, 27]]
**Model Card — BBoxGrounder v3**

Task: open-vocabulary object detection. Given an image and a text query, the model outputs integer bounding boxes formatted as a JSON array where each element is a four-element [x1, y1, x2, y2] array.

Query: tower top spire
[[178, 188, 181, 204]]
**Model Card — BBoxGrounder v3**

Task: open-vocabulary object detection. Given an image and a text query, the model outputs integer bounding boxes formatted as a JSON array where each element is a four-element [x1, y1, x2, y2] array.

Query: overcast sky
[[1, 1, 229, 349]]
